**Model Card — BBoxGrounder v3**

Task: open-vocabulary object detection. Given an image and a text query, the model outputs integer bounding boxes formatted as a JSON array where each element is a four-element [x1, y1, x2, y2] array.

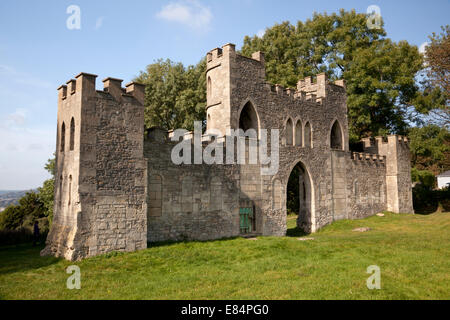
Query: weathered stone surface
[[43, 44, 413, 261], [41, 74, 147, 261]]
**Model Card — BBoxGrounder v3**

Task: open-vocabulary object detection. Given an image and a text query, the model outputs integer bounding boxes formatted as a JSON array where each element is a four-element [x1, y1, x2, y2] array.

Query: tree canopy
[[0, 155, 56, 231], [409, 125, 450, 175], [414, 25, 450, 127], [0, 192, 44, 230], [241, 9, 423, 141], [134, 58, 206, 131], [37, 156, 55, 224], [134, 10, 447, 148]]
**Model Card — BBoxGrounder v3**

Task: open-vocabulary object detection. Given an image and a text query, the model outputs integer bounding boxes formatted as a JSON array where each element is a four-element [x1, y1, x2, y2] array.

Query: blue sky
[[0, 0, 449, 190]]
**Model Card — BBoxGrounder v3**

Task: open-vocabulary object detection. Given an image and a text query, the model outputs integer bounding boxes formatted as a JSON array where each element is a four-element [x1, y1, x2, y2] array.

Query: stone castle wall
[[144, 131, 241, 242], [43, 43, 413, 260], [346, 152, 387, 219], [42, 75, 147, 260]]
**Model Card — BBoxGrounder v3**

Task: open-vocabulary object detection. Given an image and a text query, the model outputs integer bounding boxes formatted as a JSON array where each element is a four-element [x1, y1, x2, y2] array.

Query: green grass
[[0, 212, 449, 300]]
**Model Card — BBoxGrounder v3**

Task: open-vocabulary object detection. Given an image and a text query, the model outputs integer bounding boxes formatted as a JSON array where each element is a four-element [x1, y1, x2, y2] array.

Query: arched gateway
[[44, 43, 413, 261], [286, 160, 315, 233]]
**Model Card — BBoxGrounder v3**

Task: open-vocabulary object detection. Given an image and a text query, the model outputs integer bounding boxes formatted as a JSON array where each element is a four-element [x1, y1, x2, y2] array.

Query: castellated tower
[[363, 135, 414, 213], [44, 43, 414, 261], [41, 73, 148, 261]]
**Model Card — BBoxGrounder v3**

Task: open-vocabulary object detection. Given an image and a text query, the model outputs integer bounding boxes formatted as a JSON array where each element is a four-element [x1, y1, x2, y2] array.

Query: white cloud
[[95, 17, 104, 30], [0, 126, 55, 189], [6, 144, 18, 151], [6, 108, 27, 127], [0, 64, 56, 189], [0, 65, 14, 73], [29, 143, 44, 151], [157, 0, 212, 30], [419, 42, 429, 55]]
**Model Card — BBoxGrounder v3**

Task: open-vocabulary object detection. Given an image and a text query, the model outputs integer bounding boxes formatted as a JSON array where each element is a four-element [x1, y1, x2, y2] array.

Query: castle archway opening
[[239, 101, 259, 138], [286, 161, 313, 234], [330, 120, 343, 150]]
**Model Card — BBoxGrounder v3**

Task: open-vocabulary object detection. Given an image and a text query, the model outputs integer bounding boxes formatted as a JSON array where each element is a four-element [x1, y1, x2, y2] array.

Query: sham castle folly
[[42, 44, 413, 261]]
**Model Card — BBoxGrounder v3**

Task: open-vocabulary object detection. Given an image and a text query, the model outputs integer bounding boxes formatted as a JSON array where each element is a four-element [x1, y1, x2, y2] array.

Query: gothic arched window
[[70, 117, 75, 151]]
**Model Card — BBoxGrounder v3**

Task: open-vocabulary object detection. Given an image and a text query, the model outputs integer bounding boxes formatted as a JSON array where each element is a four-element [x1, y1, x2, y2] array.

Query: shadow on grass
[[0, 243, 60, 276], [147, 236, 242, 249], [413, 187, 450, 215], [414, 204, 439, 215], [286, 227, 310, 238]]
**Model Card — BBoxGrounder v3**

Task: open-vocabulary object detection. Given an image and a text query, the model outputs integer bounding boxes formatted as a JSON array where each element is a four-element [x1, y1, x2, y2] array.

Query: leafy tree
[[408, 125, 450, 175], [135, 59, 206, 131], [415, 25, 450, 127], [241, 9, 423, 141], [0, 155, 55, 231], [0, 205, 26, 230], [411, 168, 435, 189], [37, 156, 55, 225], [0, 192, 44, 230], [18, 192, 44, 220], [347, 39, 423, 138]]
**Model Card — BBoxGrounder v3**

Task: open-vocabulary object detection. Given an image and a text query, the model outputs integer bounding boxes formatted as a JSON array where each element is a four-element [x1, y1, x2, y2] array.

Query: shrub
[[0, 191, 48, 232], [0, 227, 48, 246], [0, 205, 26, 230], [411, 168, 436, 189], [413, 185, 450, 214]]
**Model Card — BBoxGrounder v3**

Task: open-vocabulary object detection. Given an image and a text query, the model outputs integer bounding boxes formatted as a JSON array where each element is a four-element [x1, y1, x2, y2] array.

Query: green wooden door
[[240, 207, 254, 233]]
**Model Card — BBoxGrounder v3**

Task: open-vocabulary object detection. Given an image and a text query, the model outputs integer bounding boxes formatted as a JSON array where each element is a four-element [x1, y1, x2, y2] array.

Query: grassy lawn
[[0, 212, 449, 300]]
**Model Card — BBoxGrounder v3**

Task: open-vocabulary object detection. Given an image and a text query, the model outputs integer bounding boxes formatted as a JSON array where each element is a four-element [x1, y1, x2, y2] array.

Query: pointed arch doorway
[[238, 100, 260, 138], [286, 161, 315, 233]]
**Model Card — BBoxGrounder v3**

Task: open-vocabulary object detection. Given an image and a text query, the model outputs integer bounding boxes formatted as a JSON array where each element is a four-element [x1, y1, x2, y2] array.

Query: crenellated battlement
[[207, 43, 266, 67], [211, 43, 347, 102], [374, 135, 409, 146], [359, 134, 413, 213], [166, 128, 256, 145], [57, 72, 98, 101], [57, 73, 145, 105], [297, 73, 346, 100], [351, 152, 386, 166], [252, 72, 345, 105], [207, 43, 239, 64], [361, 135, 410, 156], [261, 81, 328, 105]]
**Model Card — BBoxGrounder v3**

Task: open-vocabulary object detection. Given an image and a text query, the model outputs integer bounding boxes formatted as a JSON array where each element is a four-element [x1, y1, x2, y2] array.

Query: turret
[[376, 135, 413, 213], [297, 73, 346, 101], [43, 73, 147, 261], [206, 43, 266, 136]]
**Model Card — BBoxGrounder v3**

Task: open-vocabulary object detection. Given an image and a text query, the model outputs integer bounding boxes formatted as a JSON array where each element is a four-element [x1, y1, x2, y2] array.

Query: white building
[[437, 170, 450, 189]]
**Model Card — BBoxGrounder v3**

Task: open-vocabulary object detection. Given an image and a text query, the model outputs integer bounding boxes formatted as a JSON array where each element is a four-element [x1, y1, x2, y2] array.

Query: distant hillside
[[0, 190, 36, 209]]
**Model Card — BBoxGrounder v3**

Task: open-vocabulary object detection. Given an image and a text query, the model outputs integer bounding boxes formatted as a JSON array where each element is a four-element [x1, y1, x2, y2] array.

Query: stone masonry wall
[[78, 86, 147, 258], [215, 45, 352, 233], [45, 43, 413, 260], [144, 131, 242, 242], [42, 75, 147, 260], [346, 153, 387, 219]]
